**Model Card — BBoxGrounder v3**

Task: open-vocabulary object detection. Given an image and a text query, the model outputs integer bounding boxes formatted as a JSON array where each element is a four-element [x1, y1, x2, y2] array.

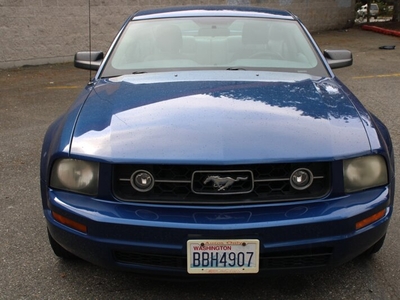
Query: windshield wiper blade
[[132, 71, 147, 74], [226, 67, 246, 71]]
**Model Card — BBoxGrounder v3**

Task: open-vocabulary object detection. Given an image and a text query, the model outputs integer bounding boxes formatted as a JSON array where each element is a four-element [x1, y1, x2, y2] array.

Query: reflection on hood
[[70, 75, 372, 163]]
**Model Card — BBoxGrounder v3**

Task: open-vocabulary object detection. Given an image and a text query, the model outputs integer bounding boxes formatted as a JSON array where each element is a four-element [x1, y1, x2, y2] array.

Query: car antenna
[[88, 0, 92, 82]]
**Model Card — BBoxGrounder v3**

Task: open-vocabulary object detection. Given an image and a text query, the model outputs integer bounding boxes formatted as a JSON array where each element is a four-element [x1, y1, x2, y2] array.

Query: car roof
[[132, 5, 295, 21]]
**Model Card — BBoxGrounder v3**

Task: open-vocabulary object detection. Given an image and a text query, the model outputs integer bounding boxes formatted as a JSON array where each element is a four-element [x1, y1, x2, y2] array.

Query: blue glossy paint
[[45, 184, 392, 275], [133, 5, 294, 20], [70, 72, 372, 163]]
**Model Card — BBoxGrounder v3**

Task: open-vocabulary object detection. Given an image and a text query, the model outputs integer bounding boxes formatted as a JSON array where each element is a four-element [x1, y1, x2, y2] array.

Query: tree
[[393, 0, 399, 21]]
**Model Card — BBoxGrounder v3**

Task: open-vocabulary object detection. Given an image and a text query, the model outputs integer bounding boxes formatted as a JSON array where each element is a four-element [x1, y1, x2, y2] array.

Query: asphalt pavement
[[1, 27, 400, 299]]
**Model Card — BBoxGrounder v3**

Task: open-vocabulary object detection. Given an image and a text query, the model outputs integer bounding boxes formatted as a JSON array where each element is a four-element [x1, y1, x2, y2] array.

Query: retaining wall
[[0, 0, 354, 69]]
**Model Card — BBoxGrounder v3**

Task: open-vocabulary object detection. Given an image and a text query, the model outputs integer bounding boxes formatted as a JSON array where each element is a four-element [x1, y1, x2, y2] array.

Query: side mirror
[[324, 49, 353, 69], [74, 51, 104, 70]]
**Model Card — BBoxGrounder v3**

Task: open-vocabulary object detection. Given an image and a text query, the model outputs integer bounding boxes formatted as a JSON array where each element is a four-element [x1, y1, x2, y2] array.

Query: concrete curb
[[362, 24, 400, 37]]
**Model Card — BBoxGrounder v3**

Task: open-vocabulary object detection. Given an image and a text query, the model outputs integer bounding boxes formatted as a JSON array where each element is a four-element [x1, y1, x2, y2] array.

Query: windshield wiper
[[226, 67, 246, 71], [132, 71, 147, 74]]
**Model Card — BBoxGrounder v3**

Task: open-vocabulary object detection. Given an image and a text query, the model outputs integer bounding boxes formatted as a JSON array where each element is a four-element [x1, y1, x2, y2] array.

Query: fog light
[[290, 168, 313, 190], [52, 211, 87, 233], [130, 170, 154, 192], [356, 209, 386, 230]]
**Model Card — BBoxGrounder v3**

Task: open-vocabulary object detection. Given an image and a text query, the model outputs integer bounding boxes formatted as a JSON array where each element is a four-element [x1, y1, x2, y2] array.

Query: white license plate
[[187, 239, 259, 274]]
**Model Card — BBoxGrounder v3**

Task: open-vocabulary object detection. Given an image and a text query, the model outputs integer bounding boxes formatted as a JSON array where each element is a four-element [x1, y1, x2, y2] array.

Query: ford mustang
[[40, 6, 395, 277]]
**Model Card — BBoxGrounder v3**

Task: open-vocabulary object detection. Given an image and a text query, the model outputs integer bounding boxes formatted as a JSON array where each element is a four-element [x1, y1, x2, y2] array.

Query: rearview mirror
[[74, 51, 104, 70], [324, 50, 353, 69]]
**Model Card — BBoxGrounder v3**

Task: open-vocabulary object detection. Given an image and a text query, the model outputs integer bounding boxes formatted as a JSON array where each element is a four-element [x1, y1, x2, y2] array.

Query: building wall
[[0, 0, 354, 69]]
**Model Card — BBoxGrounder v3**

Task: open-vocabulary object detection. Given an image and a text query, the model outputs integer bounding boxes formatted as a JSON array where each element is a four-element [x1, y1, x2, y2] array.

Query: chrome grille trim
[[254, 175, 325, 183], [119, 178, 191, 184]]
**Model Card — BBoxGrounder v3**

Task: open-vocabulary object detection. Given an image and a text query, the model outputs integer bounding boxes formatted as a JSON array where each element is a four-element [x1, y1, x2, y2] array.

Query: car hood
[[70, 72, 372, 164]]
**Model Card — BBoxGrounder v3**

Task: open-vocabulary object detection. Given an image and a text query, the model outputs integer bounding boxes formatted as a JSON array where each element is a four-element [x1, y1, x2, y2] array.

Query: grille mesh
[[114, 247, 332, 270], [113, 162, 330, 204]]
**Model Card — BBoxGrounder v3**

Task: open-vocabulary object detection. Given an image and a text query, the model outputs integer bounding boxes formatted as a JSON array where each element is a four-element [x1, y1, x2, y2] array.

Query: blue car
[[40, 6, 395, 277]]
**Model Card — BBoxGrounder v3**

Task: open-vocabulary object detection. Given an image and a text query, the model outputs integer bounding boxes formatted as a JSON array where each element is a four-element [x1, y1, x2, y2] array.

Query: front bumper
[[44, 186, 393, 277]]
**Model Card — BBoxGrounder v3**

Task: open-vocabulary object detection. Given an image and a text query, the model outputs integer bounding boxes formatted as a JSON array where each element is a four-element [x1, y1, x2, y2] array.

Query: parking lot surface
[[1, 27, 400, 299]]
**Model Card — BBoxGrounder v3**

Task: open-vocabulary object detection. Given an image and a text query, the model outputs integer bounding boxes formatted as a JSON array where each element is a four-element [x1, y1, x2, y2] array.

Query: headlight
[[50, 159, 99, 195], [343, 155, 388, 193]]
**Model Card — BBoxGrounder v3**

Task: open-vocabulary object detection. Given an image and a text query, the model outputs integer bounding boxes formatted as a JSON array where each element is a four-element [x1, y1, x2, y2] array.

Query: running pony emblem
[[204, 175, 248, 191]]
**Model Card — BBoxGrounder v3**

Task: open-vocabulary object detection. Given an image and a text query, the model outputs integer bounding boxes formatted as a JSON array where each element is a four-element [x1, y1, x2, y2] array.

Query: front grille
[[261, 249, 332, 269], [115, 251, 186, 269], [113, 163, 330, 204], [114, 247, 332, 271]]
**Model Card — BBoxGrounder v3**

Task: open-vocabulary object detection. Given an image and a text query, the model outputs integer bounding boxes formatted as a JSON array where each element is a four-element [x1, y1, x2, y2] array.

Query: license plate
[[187, 239, 259, 274]]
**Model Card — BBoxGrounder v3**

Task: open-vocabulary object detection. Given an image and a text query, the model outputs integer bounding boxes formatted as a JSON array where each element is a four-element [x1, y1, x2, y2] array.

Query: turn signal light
[[356, 209, 386, 230], [52, 211, 87, 233]]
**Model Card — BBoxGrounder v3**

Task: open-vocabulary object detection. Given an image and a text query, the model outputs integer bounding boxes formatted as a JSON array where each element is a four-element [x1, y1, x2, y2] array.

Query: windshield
[[101, 17, 328, 77]]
